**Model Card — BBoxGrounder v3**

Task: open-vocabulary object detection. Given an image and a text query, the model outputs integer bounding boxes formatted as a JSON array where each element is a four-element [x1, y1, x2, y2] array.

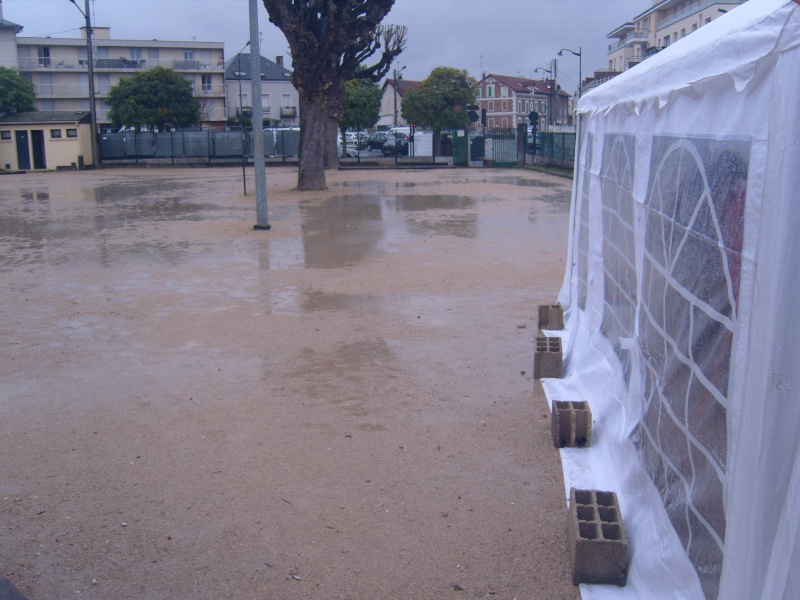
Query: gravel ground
[[0, 165, 580, 600]]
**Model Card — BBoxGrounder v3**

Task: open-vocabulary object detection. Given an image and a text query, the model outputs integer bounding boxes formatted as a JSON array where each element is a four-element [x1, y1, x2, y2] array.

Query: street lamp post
[[534, 66, 553, 132], [558, 47, 582, 98], [393, 65, 405, 166], [68, 0, 98, 167]]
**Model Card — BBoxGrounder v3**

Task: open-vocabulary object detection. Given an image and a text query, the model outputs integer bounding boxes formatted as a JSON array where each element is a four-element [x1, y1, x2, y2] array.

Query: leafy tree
[[262, 0, 406, 190], [339, 77, 382, 156], [401, 67, 476, 154], [0, 67, 36, 113], [107, 66, 200, 132]]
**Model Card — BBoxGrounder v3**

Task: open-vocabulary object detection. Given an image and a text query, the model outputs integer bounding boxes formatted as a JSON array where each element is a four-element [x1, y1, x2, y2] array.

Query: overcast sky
[[4, 0, 645, 95]]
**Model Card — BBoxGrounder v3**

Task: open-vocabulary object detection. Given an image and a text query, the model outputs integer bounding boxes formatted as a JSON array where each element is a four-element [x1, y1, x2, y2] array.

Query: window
[[262, 93, 270, 112], [98, 73, 111, 94], [130, 48, 142, 60], [281, 93, 291, 107], [184, 50, 195, 60], [50, 129, 62, 139], [487, 84, 494, 98], [488, 100, 494, 111], [66, 129, 78, 138], [501, 86, 508, 98], [1, 131, 11, 140], [38, 46, 50, 68], [201, 74, 212, 92], [40, 99, 55, 111], [148, 48, 159, 63], [476, 88, 481, 98], [692, 24, 698, 32], [681, 28, 686, 38]]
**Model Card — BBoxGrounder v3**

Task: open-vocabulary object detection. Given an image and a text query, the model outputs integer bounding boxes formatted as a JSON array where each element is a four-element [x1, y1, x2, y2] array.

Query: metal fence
[[98, 128, 300, 163], [534, 132, 576, 168]]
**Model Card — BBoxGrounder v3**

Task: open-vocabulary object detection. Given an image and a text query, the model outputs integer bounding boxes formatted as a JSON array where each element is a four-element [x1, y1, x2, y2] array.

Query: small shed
[[0, 111, 93, 171]]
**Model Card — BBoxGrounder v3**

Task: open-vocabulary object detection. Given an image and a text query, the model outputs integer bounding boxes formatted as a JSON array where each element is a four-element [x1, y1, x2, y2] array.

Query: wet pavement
[[0, 166, 579, 600]]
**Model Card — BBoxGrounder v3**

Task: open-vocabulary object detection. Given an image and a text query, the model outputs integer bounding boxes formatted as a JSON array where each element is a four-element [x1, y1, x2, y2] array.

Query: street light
[[68, 0, 98, 167], [534, 66, 553, 132], [393, 65, 405, 166], [558, 47, 582, 98]]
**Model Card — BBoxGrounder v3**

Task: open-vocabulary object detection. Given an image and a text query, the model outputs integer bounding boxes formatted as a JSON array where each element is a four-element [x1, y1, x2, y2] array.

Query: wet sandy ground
[[0, 166, 579, 600]]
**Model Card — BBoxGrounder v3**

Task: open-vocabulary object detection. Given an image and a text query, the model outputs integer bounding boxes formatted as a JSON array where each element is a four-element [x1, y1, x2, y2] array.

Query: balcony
[[655, 0, 744, 31], [608, 30, 649, 53], [18, 57, 225, 72], [280, 106, 297, 117], [32, 83, 88, 98], [193, 84, 226, 97]]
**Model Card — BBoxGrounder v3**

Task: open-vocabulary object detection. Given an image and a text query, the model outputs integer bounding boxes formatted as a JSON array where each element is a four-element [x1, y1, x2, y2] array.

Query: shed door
[[15, 131, 31, 170], [31, 130, 46, 170]]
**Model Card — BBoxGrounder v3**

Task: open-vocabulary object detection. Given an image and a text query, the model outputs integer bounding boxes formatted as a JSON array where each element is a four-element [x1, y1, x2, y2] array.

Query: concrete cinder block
[[551, 400, 592, 448], [534, 336, 562, 379], [538, 303, 564, 330], [567, 488, 628, 587]]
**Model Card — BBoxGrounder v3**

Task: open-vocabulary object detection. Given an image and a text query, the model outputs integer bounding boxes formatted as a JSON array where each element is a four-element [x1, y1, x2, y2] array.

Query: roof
[[0, 17, 22, 32], [580, 0, 799, 114], [224, 53, 292, 82], [383, 79, 422, 96], [0, 111, 91, 124], [483, 74, 537, 93], [480, 74, 571, 98]]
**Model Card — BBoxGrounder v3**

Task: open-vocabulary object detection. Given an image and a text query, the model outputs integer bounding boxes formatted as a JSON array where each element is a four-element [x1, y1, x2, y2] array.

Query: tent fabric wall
[[549, 2, 800, 598]]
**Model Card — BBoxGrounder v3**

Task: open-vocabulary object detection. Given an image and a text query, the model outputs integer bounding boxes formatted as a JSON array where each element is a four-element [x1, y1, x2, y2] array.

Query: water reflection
[[0, 180, 213, 271]]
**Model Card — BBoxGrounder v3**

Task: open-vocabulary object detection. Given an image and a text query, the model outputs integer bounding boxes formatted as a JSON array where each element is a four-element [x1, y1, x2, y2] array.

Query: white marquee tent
[[545, 1, 800, 598]]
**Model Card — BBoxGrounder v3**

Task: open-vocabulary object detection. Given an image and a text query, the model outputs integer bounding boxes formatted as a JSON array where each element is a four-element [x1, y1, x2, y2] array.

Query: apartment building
[[475, 74, 570, 132], [3, 16, 227, 129], [225, 53, 298, 128], [608, 0, 748, 73]]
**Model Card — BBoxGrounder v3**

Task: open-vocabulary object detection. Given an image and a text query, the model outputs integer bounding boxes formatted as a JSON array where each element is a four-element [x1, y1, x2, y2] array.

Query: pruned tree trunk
[[297, 95, 328, 190]]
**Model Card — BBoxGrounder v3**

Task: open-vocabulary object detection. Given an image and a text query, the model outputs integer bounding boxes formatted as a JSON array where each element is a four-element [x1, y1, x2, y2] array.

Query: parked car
[[347, 132, 369, 149], [381, 133, 409, 156], [367, 131, 390, 150]]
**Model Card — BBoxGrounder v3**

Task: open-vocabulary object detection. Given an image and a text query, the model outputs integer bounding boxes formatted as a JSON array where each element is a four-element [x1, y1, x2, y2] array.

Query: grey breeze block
[[551, 400, 592, 448], [567, 488, 628, 587], [534, 336, 562, 379], [538, 303, 564, 330]]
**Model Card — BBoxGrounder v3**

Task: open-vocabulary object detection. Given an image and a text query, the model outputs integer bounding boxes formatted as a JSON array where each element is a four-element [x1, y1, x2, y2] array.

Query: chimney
[[276, 55, 283, 67]]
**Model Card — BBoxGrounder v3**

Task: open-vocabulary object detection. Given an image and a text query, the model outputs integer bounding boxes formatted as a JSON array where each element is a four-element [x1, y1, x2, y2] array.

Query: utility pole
[[249, 0, 270, 230], [69, 0, 99, 167]]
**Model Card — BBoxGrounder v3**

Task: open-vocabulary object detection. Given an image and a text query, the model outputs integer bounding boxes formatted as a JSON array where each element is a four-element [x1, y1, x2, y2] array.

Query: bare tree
[[262, 0, 406, 190]]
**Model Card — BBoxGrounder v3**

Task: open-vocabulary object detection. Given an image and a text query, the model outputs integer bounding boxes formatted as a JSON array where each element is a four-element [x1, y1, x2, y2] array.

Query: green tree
[[0, 66, 36, 113], [262, 0, 406, 190], [339, 78, 382, 156], [401, 67, 476, 154], [107, 66, 200, 131]]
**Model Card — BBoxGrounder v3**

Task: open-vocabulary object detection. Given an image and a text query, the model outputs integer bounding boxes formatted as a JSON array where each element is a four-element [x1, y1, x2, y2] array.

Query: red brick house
[[475, 74, 571, 132]]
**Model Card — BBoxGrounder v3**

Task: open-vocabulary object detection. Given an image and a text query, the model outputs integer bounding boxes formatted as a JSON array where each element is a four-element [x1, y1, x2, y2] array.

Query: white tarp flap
[[549, 2, 800, 598]]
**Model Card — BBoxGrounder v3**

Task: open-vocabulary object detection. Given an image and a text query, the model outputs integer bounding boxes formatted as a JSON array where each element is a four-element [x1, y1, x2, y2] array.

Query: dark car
[[381, 133, 409, 156], [367, 132, 390, 150]]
